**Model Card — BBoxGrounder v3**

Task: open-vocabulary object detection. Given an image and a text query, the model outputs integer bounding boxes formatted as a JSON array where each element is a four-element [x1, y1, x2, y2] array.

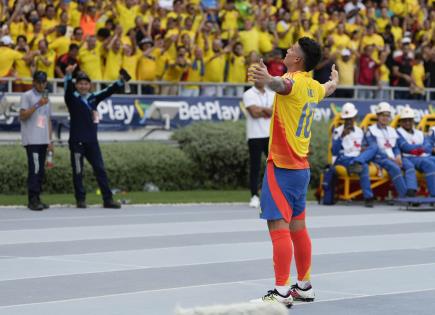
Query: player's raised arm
[[249, 59, 292, 95], [323, 64, 339, 97]]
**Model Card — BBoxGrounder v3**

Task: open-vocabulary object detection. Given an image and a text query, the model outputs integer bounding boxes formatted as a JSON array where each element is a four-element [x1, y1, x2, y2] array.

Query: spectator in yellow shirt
[[50, 25, 71, 59], [181, 46, 204, 97], [13, 35, 39, 92], [378, 48, 391, 99], [78, 35, 103, 81], [258, 20, 276, 55], [203, 39, 228, 96], [335, 48, 356, 98], [162, 45, 190, 95], [276, 11, 295, 57], [410, 54, 426, 99], [28, 20, 45, 51], [331, 23, 351, 53], [225, 42, 247, 97], [238, 20, 260, 54], [376, 8, 391, 33], [0, 36, 24, 92], [71, 27, 84, 46], [103, 30, 123, 81], [137, 38, 159, 94], [35, 39, 56, 80], [114, 0, 140, 35], [41, 4, 58, 42], [219, 0, 239, 42], [391, 16, 403, 45]]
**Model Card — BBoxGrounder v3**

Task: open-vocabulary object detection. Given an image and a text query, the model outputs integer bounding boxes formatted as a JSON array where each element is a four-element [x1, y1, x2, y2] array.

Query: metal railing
[[1, 77, 434, 100]]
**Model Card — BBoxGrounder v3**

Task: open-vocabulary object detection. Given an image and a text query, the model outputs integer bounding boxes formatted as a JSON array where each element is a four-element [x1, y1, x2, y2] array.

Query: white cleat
[[249, 195, 260, 208], [290, 284, 315, 302], [250, 289, 293, 308]]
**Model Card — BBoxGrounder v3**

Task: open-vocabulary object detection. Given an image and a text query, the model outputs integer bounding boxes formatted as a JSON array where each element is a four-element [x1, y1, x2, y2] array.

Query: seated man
[[397, 107, 435, 197], [332, 103, 376, 207], [365, 102, 417, 198]]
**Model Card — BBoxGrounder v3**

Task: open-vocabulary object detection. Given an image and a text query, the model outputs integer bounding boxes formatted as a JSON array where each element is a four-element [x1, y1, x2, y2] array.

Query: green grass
[[0, 189, 315, 206]]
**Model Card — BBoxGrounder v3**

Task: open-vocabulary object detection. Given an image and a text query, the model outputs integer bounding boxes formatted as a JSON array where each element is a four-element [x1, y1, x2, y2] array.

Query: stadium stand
[[0, 0, 433, 98]]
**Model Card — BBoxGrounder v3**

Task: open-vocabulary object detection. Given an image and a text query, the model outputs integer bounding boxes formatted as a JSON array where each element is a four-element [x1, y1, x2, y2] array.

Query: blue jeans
[[335, 156, 373, 199]]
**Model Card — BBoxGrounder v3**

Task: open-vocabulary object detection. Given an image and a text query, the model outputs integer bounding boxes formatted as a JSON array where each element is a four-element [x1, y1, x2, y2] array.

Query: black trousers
[[248, 137, 269, 196], [69, 142, 112, 202], [25, 145, 48, 200]]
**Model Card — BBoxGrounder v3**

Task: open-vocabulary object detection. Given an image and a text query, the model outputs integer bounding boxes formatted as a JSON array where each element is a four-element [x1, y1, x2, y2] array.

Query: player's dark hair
[[298, 37, 322, 72]]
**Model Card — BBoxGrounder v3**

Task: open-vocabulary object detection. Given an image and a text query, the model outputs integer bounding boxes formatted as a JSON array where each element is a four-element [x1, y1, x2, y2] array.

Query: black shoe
[[406, 189, 417, 197], [348, 162, 363, 175], [364, 198, 374, 208], [76, 200, 87, 208], [103, 199, 121, 209], [37, 197, 49, 209], [28, 197, 44, 211]]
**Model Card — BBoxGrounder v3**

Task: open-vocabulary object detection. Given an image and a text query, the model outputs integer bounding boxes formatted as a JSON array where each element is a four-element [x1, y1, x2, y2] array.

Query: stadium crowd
[[0, 0, 434, 98]]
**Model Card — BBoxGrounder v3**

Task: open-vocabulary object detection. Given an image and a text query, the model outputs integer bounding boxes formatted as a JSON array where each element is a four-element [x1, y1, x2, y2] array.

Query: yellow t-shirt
[[238, 28, 260, 53], [389, 0, 405, 16], [336, 56, 355, 85], [50, 36, 71, 59], [331, 33, 351, 52], [9, 22, 26, 42], [412, 63, 425, 89], [0, 47, 22, 77], [220, 10, 239, 31], [379, 64, 390, 83], [163, 59, 188, 82], [103, 49, 123, 81], [35, 50, 56, 79], [41, 18, 58, 42], [269, 71, 325, 169], [122, 51, 141, 81], [376, 17, 390, 33], [184, 59, 204, 89], [156, 51, 170, 79], [204, 53, 225, 82], [227, 54, 246, 83], [276, 21, 294, 49], [15, 51, 32, 84], [391, 26, 403, 44], [116, 2, 139, 34], [78, 47, 103, 81], [137, 56, 157, 81], [259, 31, 274, 54]]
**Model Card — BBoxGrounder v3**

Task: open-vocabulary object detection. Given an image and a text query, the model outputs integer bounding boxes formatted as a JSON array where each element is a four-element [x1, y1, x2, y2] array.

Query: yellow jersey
[[0, 47, 22, 77], [268, 71, 325, 169], [103, 49, 123, 81], [15, 51, 32, 84], [35, 50, 56, 79], [78, 47, 103, 80]]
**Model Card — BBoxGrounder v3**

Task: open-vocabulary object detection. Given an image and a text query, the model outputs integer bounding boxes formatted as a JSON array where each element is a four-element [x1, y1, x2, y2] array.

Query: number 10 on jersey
[[296, 102, 317, 139]]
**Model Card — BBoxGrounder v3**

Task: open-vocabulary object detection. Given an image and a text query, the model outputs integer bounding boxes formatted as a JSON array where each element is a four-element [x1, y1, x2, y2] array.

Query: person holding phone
[[64, 64, 130, 209], [19, 71, 53, 211]]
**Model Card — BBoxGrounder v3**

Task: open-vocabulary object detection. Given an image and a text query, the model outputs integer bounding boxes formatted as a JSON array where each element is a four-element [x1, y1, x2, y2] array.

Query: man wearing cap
[[397, 107, 435, 197], [332, 103, 376, 207], [64, 64, 128, 209], [19, 71, 53, 211], [363, 102, 417, 197], [335, 48, 356, 98]]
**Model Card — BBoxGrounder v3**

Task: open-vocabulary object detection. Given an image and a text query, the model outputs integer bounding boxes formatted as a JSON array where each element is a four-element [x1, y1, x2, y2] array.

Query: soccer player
[[249, 37, 339, 307]]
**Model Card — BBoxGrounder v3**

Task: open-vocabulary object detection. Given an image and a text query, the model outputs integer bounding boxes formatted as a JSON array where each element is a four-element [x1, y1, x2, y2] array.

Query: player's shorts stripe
[[266, 161, 292, 222]]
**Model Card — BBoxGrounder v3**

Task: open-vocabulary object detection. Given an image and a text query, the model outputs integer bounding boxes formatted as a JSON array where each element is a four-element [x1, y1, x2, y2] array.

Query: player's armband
[[277, 78, 293, 95]]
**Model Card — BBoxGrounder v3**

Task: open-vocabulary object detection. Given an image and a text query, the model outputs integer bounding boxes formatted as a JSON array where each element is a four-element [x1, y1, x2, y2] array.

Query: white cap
[[376, 101, 392, 114], [0, 35, 13, 45], [341, 102, 358, 119], [399, 107, 415, 119], [402, 37, 411, 44], [341, 48, 351, 56]]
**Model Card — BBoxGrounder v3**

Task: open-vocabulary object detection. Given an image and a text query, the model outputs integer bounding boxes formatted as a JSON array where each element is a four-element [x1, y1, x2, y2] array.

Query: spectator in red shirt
[[357, 44, 378, 99], [266, 49, 286, 77]]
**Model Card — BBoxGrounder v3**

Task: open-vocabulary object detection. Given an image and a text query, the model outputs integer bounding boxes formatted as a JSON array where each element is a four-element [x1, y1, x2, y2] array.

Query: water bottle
[[46, 151, 54, 169]]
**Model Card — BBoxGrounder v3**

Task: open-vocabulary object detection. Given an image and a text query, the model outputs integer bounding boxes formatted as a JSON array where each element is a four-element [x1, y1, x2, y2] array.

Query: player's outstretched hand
[[330, 64, 339, 83], [65, 64, 77, 75], [248, 58, 272, 85]]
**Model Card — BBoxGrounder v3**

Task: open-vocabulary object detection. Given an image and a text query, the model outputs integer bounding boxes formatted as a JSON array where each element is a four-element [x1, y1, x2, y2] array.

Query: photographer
[[19, 71, 53, 211], [64, 64, 130, 209]]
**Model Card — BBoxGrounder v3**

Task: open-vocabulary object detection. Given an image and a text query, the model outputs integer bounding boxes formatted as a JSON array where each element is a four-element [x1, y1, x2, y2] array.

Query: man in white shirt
[[243, 77, 275, 208]]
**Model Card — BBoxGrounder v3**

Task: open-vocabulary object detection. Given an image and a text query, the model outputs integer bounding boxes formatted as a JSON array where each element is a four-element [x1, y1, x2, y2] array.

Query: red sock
[[270, 229, 292, 286], [291, 228, 312, 281]]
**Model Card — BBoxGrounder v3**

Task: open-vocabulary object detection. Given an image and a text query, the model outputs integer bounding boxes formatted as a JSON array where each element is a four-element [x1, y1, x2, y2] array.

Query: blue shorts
[[260, 161, 310, 222]]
